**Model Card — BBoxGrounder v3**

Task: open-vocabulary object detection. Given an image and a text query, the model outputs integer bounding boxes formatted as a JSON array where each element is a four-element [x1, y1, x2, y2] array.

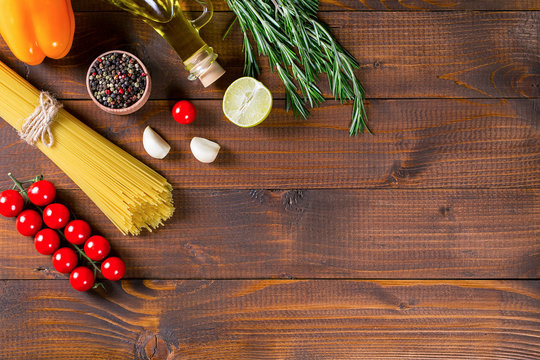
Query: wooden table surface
[[1, 1, 539, 359]]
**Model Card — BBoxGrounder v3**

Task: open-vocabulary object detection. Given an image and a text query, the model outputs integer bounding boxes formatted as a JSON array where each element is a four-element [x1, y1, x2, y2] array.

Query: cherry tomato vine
[[3, 173, 126, 292]]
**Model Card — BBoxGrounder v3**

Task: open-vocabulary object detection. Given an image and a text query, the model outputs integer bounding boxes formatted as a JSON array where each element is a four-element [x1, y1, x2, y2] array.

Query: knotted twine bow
[[18, 91, 62, 147]]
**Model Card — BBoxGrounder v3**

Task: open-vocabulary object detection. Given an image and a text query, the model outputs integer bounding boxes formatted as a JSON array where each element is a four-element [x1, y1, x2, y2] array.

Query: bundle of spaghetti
[[0, 61, 174, 235]]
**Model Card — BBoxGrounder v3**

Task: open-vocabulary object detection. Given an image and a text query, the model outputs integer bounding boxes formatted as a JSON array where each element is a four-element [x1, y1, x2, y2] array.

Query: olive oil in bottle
[[106, 0, 224, 87]]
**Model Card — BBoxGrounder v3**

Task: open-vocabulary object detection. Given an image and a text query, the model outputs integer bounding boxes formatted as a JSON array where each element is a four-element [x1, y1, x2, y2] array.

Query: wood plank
[[0, 99, 537, 189], [73, 0, 540, 12], [0, 189, 537, 279], [0, 12, 538, 100], [1, 280, 539, 359]]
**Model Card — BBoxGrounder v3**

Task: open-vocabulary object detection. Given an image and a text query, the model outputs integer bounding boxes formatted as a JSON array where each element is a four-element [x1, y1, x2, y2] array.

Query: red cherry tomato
[[16, 209, 42, 236], [101, 257, 126, 281], [64, 220, 91, 245], [28, 180, 56, 206], [34, 228, 60, 255], [84, 235, 110, 261], [172, 100, 196, 124], [0, 189, 24, 217], [43, 203, 70, 229], [69, 266, 95, 291], [52, 247, 78, 273]]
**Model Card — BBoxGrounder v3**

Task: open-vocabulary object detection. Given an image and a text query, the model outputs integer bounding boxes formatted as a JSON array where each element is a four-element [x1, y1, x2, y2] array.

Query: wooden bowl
[[86, 50, 151, 115]]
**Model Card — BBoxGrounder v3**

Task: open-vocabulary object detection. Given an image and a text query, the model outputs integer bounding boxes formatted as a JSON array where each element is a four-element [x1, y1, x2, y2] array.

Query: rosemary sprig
[[225, 0, 370, 135]]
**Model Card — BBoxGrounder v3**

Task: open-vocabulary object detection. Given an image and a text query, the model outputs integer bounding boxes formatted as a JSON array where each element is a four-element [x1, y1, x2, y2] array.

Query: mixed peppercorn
[[0, 174, 126, 291], [88, 52, 147, 109]]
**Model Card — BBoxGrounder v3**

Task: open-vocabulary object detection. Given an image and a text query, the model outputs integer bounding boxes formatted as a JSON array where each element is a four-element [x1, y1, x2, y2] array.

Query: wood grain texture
[[73, 0, 540, 12], [1, 280, 539, 359], [0, 3, 538, 358], [0, 99, 537, 189], [0, 12, 538, 100], [0, 189, 537, 279]]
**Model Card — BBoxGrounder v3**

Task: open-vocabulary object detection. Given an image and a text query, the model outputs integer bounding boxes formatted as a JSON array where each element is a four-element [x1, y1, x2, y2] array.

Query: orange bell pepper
[[0, 0, 75, 65]]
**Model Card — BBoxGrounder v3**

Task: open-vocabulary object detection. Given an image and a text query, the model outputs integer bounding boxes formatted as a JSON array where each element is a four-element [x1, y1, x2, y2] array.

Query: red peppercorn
[[118, 88, 124, 94], [141, 73, 146, 77], [97, 58, 102, 62], [92, 72, 96, 76], [105, 89, 111, 95]]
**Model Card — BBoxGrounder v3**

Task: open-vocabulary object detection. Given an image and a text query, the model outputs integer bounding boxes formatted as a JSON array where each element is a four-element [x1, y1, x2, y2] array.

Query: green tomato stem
[[8, 173, 29, 203], [70, 242, 102, 275]]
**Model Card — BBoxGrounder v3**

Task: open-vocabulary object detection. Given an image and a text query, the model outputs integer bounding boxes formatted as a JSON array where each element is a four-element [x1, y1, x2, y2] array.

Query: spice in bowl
[[86, 50, 151, 115]]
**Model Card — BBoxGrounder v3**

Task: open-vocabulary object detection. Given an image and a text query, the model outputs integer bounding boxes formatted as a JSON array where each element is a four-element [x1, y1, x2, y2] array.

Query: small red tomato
[[84, 235, 110, 261], [172, 100, 196, 124], [34, 228, 60, 255], [70, 266, 95, 291], [101, 257, 126, 281], [52, 247, 78, 273], [16, 209, 42, 236], [64, 220, 91, 245], [43, 203, 70, 229], [0, 189, 24, 217], [28, 180, 56, 206]]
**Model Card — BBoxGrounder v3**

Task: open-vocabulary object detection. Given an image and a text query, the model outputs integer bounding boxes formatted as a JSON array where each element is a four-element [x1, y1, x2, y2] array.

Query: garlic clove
[[143, 126, 171, 159], [190, 137, 220, 163]]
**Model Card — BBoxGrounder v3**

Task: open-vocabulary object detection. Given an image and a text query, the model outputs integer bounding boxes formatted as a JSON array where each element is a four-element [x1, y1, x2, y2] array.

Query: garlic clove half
[[143, 126, 171, 159], [190, 137, 220, 163]]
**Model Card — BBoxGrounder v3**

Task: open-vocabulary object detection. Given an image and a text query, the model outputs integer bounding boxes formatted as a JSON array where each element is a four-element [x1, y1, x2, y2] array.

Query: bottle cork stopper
[[199, 61, 225, 87]]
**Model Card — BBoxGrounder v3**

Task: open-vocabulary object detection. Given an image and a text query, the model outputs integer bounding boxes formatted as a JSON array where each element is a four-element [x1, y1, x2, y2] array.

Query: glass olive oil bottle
[[106, 0, 224, 87]]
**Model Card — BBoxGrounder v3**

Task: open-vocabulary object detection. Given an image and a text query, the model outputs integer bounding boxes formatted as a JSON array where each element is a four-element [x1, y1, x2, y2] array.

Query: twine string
[[18, 91, 61, 147]]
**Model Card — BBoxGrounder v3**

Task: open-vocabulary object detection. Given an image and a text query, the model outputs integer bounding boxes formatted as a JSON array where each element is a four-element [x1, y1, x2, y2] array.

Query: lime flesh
[[222, 77, 272, 127]]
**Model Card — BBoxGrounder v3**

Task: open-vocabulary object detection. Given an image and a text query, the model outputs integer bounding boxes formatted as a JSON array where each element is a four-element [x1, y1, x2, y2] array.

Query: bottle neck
[[184, 46, 225, 87]]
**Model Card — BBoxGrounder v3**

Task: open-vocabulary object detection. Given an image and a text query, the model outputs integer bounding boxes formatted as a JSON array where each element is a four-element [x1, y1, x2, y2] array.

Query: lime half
[[222, 77, 272, 127]]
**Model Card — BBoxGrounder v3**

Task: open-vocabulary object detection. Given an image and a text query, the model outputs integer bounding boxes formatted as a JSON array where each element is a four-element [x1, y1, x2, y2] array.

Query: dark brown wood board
[[0, 1, 538, 359], [0, 99, 537, 189], [0, 12, 538, 101], [0, 189, 538, 279], [1, 280, 539, 360]]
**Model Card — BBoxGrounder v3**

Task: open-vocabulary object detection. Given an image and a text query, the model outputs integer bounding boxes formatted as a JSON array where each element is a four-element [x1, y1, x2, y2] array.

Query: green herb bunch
[[225, 0, 369, 135]]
